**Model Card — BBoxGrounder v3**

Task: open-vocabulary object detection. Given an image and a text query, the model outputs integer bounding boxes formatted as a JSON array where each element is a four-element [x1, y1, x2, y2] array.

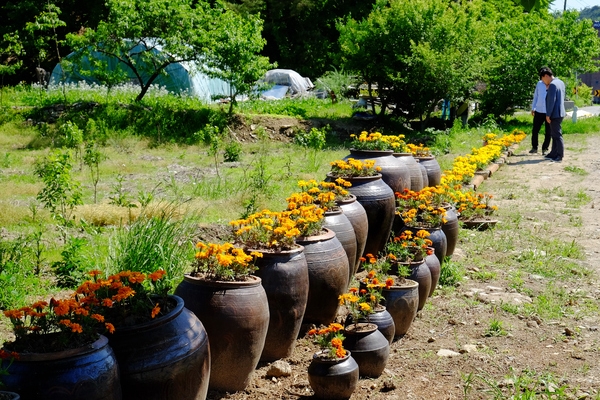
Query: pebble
[[437, 349, 460, 357], [266, 360, 292, 377], [460, 344, 477, 354], [527, 320, 539, 328]]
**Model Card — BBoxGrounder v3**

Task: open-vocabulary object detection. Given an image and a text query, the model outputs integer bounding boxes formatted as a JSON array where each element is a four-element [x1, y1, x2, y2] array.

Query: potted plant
[[338, 286, 390, 378], [296, 179, 359, 281], [81, 269, 210, 400], [174, 242, 269, 392], [456, 191, 499, 230], [1, 290, 121, 399], [329, 158, 395, 258], [306, 323, 359, 399], [394, 187, 448, 265], [284, 194, 349, 327], [361, 255, 419, 338], [385, 230, 433, 310], [230, 209, 308, 361], [345, 131, 411, 194], [0, 351, 19, 400]]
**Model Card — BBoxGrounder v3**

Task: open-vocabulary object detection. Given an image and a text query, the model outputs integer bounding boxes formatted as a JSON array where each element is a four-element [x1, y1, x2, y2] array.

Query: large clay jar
[[2, 335, 121, 400], [297, 228, 349, 327], [416, 156, 442, 187], [382, 279, 419, 337], [425, 247, 441, 297], [108, 295, 210, 400], [253, 246, 309, 361], [442, 204, 459, 257], [331, 174, 395, 258], [342, 323, 390, 378], [308, 351, 359, 400], [405, 260, 432, 311], [324, 209, 357, 284], [394, 153, 424, 191], [417, 159, 429, 188], [175, 275, 269, 392], [337, 195, 368, 276], [345, 149, 410, 194]]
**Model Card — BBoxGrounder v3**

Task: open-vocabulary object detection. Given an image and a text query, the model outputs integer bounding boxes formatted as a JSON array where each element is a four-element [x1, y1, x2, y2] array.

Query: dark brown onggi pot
[[393, 153, 424, 191], [336, 195, 368, 276], [253, 246, 309, 361], [417, 159, 429, 188], [324, 208, 357, 284], [407, 226, 447, 267], [416, 156, 442, 187], [404, 260, 432, 311], [442, 204, 459, 257], [1, 335, 121, 400], [107, 295, 210, 400], [308, 351, 359, 400], [329, 174, 395, 258], [345, 149, 410, 194], [382, 279, 419, 337], [342, 323, 390, 378], [297, 228, 349, 327], [175, 275, 269, 392], [425, 247, 441, 297]]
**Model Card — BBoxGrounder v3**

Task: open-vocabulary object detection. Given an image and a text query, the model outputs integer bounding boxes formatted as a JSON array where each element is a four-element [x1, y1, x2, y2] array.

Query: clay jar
[[393, 153, 424, 191], [330, 173, 395, 258], [323, 208, 357, 284], [175, 275, 269, 392], [253, 246, 309, 362], [382, 279, 419, 338], [336, 195, 368, 277], [345, 149, 410, 194], [307, 351, 359, 400], [297, 228, 349, 327], [416, 156, 442, 187], [342, 323, 390, 378]]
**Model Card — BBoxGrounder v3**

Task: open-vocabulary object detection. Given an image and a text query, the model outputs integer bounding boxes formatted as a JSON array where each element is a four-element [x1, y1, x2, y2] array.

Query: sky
[[550, 0, 600, 12]]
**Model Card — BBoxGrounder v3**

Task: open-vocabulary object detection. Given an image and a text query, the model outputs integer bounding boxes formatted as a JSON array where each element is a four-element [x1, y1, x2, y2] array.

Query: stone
[[437, 349, 460, 357], [266, 360, 292, 377], [526, 320, 539, 328], [460, 344, 477, 354]]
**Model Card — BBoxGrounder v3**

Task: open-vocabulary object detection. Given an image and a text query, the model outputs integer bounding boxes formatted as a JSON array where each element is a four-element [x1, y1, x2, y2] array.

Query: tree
[[338, 0, 491, 127], [0, 32, 24, 105], [69, 0, 217, 102], [203, 4, 273, 115]]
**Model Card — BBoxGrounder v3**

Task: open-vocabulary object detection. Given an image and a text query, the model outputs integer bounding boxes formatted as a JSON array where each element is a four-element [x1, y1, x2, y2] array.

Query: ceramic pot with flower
[[175, 242, 269, 392], [328, 158, 395, 257], [307, 323, 359, 399], [231, 209, 309, 362], [345, 132, 411, 194], [339, 286, 390, 377], [1, 295, 122, 400]]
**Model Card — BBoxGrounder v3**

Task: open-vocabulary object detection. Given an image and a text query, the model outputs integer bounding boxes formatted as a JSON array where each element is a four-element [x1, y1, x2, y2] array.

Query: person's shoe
[[544, 153, 556, 158], [542, 149, 548, 155], [551, 157, 562, 163], [528, 148, 538, 154]]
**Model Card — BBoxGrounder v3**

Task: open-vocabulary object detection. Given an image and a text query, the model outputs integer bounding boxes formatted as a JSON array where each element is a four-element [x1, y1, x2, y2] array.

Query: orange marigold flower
[[102, 298, 114, 307], [307, 329, 317, 336], [91, 314, 105, 322], [149, 269, 167, 282], [336, 347, 347, 358], [349, 287, 358, 293], [105, 323, 115, 334], [151, 304, 161, 319], [88, 269, 102, 277], [70, 323, 83, 333], [329, 323, 343, 332], [331, 338, 343, 348], [385, 277, 394, 288]]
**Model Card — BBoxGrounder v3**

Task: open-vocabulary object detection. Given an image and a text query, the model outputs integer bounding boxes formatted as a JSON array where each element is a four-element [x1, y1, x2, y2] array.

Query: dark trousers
[[548, 117, 564, 159], [532, 111, 551, 151]]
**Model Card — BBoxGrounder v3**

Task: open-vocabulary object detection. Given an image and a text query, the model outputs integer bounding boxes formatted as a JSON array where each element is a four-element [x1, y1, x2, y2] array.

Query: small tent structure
[[259, 69, 314, 99], [49, 43, 231, 103]]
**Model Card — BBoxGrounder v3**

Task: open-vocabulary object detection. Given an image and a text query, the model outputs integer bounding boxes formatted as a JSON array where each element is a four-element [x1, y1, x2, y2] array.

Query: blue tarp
[[49, 43, 231, 103]]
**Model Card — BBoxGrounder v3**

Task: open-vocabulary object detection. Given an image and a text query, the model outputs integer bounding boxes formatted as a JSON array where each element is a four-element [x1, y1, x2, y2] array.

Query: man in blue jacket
[[529, 70, 551, 154], [541, 67, 566, 162]]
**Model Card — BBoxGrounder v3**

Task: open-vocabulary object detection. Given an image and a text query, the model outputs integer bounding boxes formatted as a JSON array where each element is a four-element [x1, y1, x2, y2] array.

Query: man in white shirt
[[530, 69, 551, 154]]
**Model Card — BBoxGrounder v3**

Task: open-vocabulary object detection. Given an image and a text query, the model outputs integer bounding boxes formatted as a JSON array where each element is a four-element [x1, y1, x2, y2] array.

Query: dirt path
[[207, 132, 600, 400]]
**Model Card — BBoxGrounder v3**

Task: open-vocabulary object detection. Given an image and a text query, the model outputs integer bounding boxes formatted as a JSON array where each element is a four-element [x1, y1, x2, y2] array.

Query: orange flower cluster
[[307, 322, 346, 359], [2, 268, 169, 354], [386, 229, 433, 263], [192, 242, 262, 281], [395, 188, 447, 229]]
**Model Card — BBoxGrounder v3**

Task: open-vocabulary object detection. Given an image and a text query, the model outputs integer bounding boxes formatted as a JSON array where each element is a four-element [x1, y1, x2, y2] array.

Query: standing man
[[541, 67, 566, 162], [529, 71, 551, 154]]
